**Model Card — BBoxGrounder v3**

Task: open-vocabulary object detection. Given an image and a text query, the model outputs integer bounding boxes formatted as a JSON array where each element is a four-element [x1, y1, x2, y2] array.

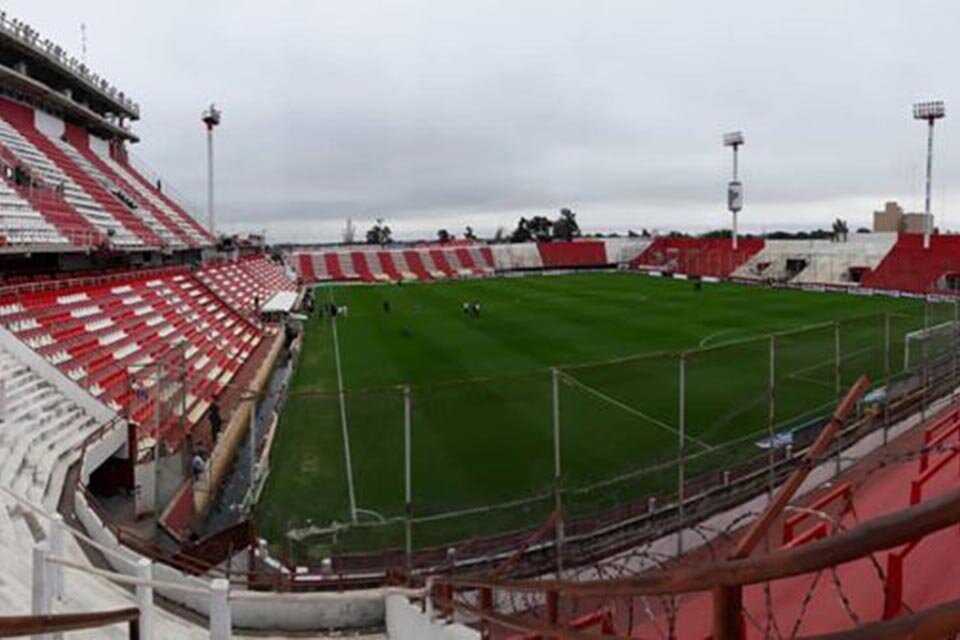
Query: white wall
[[490, 243, 543, 270], [74, 491, 386, 631], [35, 109, 65, 139], [386, 593, 480, 640], [90, 133, 111, 158], [734, 234, 898, 284]]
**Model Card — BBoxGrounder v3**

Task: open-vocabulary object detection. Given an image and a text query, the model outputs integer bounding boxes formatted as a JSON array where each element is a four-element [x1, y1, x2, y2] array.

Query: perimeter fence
[[257, 297, 960, 571]]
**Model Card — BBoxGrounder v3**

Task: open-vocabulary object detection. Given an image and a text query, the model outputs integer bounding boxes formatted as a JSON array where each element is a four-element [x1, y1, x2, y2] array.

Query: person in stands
[[191, 449, 206, 481]]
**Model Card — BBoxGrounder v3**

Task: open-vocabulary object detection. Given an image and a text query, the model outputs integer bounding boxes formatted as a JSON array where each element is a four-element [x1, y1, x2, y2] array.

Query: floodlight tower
[[202, 103, 221, 234], [723, 131, 745, 251], [913, 101, 945, 250]]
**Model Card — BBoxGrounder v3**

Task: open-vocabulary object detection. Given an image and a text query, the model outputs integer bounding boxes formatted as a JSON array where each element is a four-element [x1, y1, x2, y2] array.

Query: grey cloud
[[6, 1, 960, 242]]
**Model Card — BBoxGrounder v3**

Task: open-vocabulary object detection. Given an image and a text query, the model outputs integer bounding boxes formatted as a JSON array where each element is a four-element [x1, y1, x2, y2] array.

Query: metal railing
[[429, 470, 960, 639], [0, 607, 140, 638]]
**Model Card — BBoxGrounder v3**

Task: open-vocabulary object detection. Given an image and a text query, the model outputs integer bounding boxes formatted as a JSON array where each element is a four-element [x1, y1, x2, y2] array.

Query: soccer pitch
[[258, 273, 934, 553]]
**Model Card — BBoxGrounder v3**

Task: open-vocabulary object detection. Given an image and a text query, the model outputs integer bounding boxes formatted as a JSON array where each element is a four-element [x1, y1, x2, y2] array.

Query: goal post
[[904, 320, 960, 371]]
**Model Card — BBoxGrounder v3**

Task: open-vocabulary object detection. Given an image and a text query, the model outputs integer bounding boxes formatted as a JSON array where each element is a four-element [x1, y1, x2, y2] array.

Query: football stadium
[[4, 4, 960, 639]]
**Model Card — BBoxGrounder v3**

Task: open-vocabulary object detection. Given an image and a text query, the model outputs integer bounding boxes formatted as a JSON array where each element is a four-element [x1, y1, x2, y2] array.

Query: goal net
[[904, 320, 960, 371]]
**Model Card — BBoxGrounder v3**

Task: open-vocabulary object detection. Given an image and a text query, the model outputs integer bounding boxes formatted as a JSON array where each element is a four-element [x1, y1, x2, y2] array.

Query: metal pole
[[551, 368, 564, 578], [834, 321, 842, 399], [677, 354, 686, 555], [154, 362, 163, 522], [249, 398, 257, 493], [923, 299, 930, 424], [207, 126, 215, 234], [954, 300, 959, 402], [732, 146, 739, 252], [924, 118, 934, 250], [884, 312, 891, 446], [404, 386, 413, 572], [768, 335, 776, 494], [834, 322, 842, 476]]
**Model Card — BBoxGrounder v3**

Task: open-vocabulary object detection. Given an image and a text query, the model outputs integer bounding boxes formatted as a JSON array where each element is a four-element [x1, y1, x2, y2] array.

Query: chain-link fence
[[258, 299, 960, 568]]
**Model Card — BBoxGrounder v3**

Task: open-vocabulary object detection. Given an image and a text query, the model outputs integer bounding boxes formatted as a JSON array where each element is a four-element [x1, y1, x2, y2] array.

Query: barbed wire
[[439, 428, 960, 639]]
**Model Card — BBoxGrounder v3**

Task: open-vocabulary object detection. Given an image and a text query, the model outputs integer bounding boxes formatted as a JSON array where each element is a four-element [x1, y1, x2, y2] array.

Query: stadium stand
[[630, 237, 765, 277], [377, 250, 404, 280], [536, 240, 609, 268], [289, 241, 648, 283], [0, 268, 262, 446], [489, 243, 544, 270], [0, 337, 115, 510], [196, 255, 298, 317], [387, 250, 412, 280], [734, 233, 898, 285], [102, 151, 214, 247], [0, 340, 213, 636], [860, 233, 960, 294], [0, 108, 150, 249], [428, 248, 459, 277], [0, 170, 74, 248], [350, 251, 378, 283], [401, 249, 433, 280], [59, 123, 188, 248]]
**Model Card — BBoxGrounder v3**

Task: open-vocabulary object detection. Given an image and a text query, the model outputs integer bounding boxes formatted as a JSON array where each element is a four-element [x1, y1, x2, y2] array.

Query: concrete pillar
[[425, 577, 436, 621], [209, 578, 231, 640], [31, 543, 50, 640], [136, 558, 154, 640]]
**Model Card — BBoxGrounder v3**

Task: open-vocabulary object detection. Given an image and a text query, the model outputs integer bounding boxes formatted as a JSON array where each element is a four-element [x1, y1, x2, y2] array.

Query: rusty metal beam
[[0, 607, 139, 637], [800, 596, 960, 639], [731, 374, 869, 560], [445, 479, 960, 597]]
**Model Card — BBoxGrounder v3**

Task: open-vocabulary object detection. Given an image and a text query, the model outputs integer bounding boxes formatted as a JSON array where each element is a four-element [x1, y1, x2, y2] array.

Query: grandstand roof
[[0, 12, 138, 141]]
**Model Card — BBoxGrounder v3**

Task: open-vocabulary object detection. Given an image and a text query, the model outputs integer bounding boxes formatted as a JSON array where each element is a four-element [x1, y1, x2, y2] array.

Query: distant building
[[873, 201, 931, 234]]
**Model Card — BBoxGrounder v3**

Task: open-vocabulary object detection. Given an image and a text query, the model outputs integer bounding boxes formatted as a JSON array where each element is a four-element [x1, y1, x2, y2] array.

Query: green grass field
[[258, 273, 937, 555]]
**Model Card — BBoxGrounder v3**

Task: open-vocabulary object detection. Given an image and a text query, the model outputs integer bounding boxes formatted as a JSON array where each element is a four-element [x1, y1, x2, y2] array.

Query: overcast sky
[[6, 1, 960, 242]]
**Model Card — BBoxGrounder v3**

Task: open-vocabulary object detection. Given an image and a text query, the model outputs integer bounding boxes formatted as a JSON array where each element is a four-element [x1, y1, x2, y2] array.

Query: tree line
[[356, 212, 866, 246]]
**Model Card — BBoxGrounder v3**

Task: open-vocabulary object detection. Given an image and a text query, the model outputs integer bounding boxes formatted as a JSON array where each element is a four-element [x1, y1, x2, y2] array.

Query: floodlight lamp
[[913, 101, 945, 120], [723, 131, 744, 147], [202, 103, 221, 129]]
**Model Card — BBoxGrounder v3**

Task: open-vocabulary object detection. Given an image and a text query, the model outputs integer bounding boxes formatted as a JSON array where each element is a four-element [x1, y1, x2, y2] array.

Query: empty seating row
[[0, 95, 212, 251], [290, 241, 661, 283], [0, 269, 262, 447], [732, 234, 899, 286], [860, 234, 960, 294], [291, 246, 497, 283], [0, 344, 107, 510], [0, 98, 142, 247], [196, 255, 298, 316], [630, 237, 765, 278], [536, 240, 609, 268], [101, 151, 214, 247]]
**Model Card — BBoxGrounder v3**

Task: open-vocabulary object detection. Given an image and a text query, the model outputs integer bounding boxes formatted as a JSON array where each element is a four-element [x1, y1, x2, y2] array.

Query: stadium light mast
[[202, 103, 221, 235], [723, 131, 744, 251], [913, 101, 945, 250]]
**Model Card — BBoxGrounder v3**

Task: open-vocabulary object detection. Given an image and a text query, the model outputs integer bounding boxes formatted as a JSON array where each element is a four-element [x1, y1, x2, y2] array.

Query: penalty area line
[[559, 371, 714, 451]]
